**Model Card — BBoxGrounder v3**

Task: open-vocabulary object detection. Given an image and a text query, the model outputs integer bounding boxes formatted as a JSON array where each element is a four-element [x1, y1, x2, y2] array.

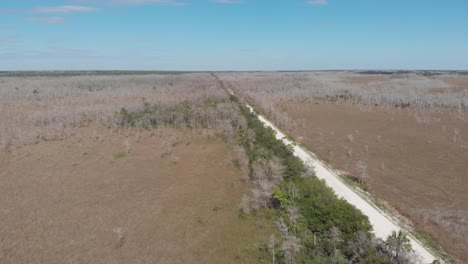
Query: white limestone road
[[226, 87, 440, 263]]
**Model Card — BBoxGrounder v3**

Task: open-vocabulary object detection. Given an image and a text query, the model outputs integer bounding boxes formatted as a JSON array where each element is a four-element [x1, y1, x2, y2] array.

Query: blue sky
[[0, 0, 467, 70]]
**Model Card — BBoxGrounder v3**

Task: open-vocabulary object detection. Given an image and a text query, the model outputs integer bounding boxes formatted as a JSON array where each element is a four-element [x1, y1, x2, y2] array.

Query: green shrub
[[297, 178, 372, 240], [273, 186, 289, 206]]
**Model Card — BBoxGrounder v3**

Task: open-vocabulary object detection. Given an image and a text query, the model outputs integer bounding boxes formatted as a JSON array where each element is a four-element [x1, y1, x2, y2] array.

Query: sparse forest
[[220, 72, 467, 126], [0, 74, 244, 148]]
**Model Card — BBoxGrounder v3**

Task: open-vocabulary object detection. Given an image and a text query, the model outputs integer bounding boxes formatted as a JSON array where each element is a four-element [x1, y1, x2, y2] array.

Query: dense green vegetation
[[234, 95, 417, 263]]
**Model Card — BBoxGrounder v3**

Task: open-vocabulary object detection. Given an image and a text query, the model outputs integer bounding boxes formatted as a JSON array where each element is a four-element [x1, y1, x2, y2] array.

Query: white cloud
[[0, 36, 19, 44], [211, 0, 242, 3], [32, 5, 99, 13], [0, 26, 15, 30], [73, 0, 189, 6], [26, 17, 66, 24], [0, 9, 20, 14], [306, 0, 329, 5]]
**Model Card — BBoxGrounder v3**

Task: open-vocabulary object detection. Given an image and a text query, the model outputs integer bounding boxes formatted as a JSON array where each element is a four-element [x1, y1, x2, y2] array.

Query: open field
[[0, 129, 274, 264], [0, 73, 278, 263], [221, 71, 468, 262], [277, 101, 468, 261]]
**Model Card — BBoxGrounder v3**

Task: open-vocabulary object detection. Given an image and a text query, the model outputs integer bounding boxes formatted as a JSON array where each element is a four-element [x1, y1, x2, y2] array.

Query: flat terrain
[[221, 71, 468, 262], [0, 73, 274, 264], [2, 71, 466, 263], [0, 128, 271, 264]]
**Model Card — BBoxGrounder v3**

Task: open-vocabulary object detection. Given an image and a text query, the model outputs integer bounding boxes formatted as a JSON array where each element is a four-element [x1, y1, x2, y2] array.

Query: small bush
[[114, 151, 126, 158]]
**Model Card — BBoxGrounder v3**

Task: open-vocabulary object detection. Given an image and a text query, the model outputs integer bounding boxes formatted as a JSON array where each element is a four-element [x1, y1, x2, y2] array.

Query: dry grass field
[[0, 129, 274, 264], [2, 71, 466, 263], [0, 73, 275, 263], [221, 71, 468, 262]]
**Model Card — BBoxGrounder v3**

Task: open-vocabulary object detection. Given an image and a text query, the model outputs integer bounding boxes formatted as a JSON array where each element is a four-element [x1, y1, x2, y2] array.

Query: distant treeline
[[1, 70, 466, 77], [357, 70, 468, 76], [0, 71, 193, 77]]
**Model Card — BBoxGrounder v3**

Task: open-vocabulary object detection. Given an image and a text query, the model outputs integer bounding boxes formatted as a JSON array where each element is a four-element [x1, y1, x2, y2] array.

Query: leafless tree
[[355, 160, 368, 185], [239, 194, 251, 215], [0, 132, 10, 151], [250, 188, 263, 211], [275, 218, 289, 237], [287, 183, 301, 202], [113, 227, 127, 248], [0, 73, 250, 146], [249, 158, 286, 210], [287, 206, 300, 226], [453, 128, 460, 143], [301, 165, 315, 179], [234, 146, 249, 180], [123, 140, 131, 155], [330, 226, 343, 253], [380, 162, 386, 171], [267, 158, 285, 184], [281, 235, 301, 264], [377, 135, 382, 143], [348, 230, 372, 262], [347, 148, 353, 158], [220, 71, 467, 127], [268, 234, 277, 264], [364, 145, 369, 153]]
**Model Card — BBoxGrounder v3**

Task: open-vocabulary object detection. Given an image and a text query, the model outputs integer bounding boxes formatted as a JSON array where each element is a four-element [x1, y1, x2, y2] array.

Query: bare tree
[[380, 162, 385, 171], [287, 206, 300, 225], [250, 188, 263, 211], [377, 135, 382, 143], [0, 132, 10, 151], [281, 235, 301, 264], [453, 128, 460, 143], [275, 218, 289, 237], [364, 144, 369, 153], [0, 73, 250, 146], [347, 148, 353, 158], [267, 158, 285, 184], [249, 158, 286, 210], [113, 227, 127, 248], [239, 194, 251, 215], [287, 183, 301, 202], [301, 165, 315, 179], [330, 226, 343, 253], [268, 234, 276, 264], [355, 160, 368, 185], [123, 140, 131, 155], [234, 146, 249, 180], [348, 230, 372, 262]]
